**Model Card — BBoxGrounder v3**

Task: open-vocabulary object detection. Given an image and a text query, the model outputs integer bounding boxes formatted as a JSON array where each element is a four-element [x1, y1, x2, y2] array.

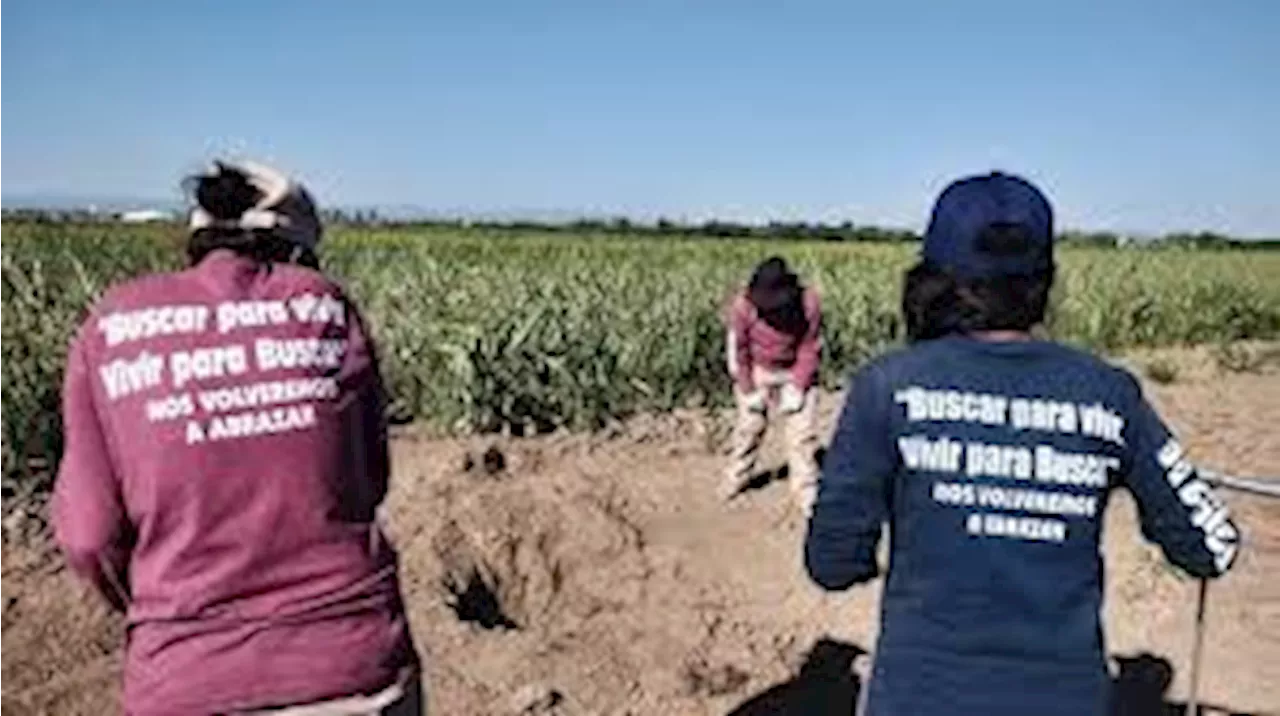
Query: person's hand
[[779, 384, 806, 414], [743, 390, 767, 413]]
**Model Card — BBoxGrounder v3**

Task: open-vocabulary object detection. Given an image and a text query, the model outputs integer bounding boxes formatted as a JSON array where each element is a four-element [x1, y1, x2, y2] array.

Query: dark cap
[[922, 171, 1054, 278]]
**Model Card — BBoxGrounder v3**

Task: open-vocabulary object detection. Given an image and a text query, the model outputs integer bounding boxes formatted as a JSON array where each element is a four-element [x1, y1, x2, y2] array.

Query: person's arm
[[805, 363, 896, 590], [52, 331, 132, 611], [337, 299, 390, 513], [790, 288, 822, 391], [355, 307, 390, 505], [727, 293, 756, 393], [1120, 374, 1239, 577]]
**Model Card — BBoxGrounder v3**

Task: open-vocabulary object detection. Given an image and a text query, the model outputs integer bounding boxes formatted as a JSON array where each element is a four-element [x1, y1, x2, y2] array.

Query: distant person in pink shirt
[[52, 160, 422, 715], [721, 257, 823, 514]]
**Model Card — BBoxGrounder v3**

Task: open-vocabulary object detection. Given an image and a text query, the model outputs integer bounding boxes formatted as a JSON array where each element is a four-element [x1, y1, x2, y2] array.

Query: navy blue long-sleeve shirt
[[805, 336, 1240, 716]]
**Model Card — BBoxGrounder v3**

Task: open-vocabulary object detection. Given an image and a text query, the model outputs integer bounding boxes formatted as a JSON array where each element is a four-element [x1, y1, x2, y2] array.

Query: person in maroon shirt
[[52, 160, 422, 715], [720, 257, 823, 514]]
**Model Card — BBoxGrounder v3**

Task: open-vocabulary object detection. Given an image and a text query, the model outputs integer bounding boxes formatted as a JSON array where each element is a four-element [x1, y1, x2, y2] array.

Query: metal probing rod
[[1187, 578, 1208, 716], [1182, 469, 1279, 716], [1199, 470, 1280, 499]]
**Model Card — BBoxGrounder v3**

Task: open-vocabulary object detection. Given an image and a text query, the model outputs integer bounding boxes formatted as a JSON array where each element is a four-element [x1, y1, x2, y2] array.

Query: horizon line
[[2, 194, 1277, 241]]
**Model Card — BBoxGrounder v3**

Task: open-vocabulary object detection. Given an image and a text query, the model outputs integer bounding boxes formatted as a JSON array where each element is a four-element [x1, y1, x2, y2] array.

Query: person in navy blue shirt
[[805, 172, 1240, 716]]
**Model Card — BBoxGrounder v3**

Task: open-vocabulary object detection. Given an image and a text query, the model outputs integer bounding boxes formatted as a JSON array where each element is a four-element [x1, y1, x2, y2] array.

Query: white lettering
[[1206, 523, 1239, 573], [195, 377, 340, 413], [98, 351, 165, 400], [973, 513, 1068, 542], [1010, 398, 1079, 434], [216, 300, 290, 334], [207, 404, 316, 442], [97, 305, 210, 346], [145, 393, 195, 422], [1079, 403, 1125, 445], [1156, 439, 1184, 470], [255, 338, 347, 372], [288, 293, 346, 326], [974, 485, 1098, 517], [965, 442, 1034, 480], [932, 481, 977, 506], [1166, 458, 1194, 488], [169, 345, 249, 389], [1155, 439, 1239, 573], [1033, 445, 1118, 488], [893, 387, 1007, 426], [898, 435, 964, 473]]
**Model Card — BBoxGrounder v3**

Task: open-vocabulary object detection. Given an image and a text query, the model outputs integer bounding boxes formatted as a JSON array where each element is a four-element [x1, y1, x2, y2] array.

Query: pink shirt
[[53, 250, 415, 715], [726, 287, 823, 392]]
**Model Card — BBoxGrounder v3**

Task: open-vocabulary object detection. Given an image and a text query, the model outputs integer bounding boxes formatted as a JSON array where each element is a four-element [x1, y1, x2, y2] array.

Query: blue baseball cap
[[922, 171, 1054, 278]]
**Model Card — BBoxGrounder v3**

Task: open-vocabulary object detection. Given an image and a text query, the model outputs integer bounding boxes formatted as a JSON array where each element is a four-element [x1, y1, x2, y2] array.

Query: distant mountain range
[[4, 194, 1274, 241], [1, 193, 185, 213], [0, 193, 658, 224]]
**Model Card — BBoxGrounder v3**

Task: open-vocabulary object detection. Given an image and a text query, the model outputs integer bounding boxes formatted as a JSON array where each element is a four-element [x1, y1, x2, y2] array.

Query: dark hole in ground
[[482, 446, 506, 475], [514, 687, 565, 714], [463, 445, 507, 477], [442, 567, 519, 630]]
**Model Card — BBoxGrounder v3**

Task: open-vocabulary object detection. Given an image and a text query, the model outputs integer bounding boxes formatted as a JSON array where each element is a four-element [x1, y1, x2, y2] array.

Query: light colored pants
[[240, 672, 424, 716], [723, 367, 819, 512]]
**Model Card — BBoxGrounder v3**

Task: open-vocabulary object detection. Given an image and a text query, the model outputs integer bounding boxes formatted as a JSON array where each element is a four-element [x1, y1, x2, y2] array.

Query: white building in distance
[[120, 209, 173, 223]]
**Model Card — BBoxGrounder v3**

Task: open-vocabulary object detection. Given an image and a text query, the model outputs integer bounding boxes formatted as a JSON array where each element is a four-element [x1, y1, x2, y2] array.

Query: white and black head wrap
[[189, 159, 322, 251]]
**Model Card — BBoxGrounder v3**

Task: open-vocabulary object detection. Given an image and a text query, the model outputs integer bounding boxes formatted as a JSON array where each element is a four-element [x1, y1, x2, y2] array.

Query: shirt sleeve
[[335, 299, 390, 517], [727, 293, 756, 393], [790, 289, 822, 390], [52, 328, 133, 611], [1119, 374, 1240, 578], [805, 363, 896, 590], [358, 313, 391, 507]]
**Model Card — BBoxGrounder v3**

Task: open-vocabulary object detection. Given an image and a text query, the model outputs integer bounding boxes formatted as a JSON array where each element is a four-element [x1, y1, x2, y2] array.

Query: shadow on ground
[[726, 647, 1264, 716], [1110, 652, 1262, 716], [739, 465, 788, 494], [737, 447, 829, 496], [727, 637, 865, 715]]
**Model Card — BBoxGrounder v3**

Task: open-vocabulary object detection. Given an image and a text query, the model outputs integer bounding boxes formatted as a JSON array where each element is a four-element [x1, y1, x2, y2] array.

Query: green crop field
[[4, 222, 1279, 498]]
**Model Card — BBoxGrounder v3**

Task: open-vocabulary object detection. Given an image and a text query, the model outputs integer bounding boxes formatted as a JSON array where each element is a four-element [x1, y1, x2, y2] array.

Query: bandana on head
[[189, 159, 322, 250]]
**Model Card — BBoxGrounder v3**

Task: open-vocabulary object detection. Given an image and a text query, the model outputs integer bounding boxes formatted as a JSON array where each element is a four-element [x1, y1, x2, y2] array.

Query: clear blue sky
[[4, 1, 1278, 235]]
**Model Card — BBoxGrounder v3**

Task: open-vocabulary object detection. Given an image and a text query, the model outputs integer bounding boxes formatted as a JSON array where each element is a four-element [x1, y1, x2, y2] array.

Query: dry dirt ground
[[3, 346, 1278, 715]]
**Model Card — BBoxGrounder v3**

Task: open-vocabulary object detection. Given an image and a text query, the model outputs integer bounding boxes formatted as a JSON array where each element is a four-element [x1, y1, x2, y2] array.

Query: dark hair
[[184, 165, 319, 269], [749, 256, 808, 337], [901, 261, 1054, 342]]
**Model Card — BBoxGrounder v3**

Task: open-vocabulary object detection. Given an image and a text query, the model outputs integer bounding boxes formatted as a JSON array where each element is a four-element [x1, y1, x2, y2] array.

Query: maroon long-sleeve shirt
[[726, 287, 823, 392], [52, 250, 416, 715]]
